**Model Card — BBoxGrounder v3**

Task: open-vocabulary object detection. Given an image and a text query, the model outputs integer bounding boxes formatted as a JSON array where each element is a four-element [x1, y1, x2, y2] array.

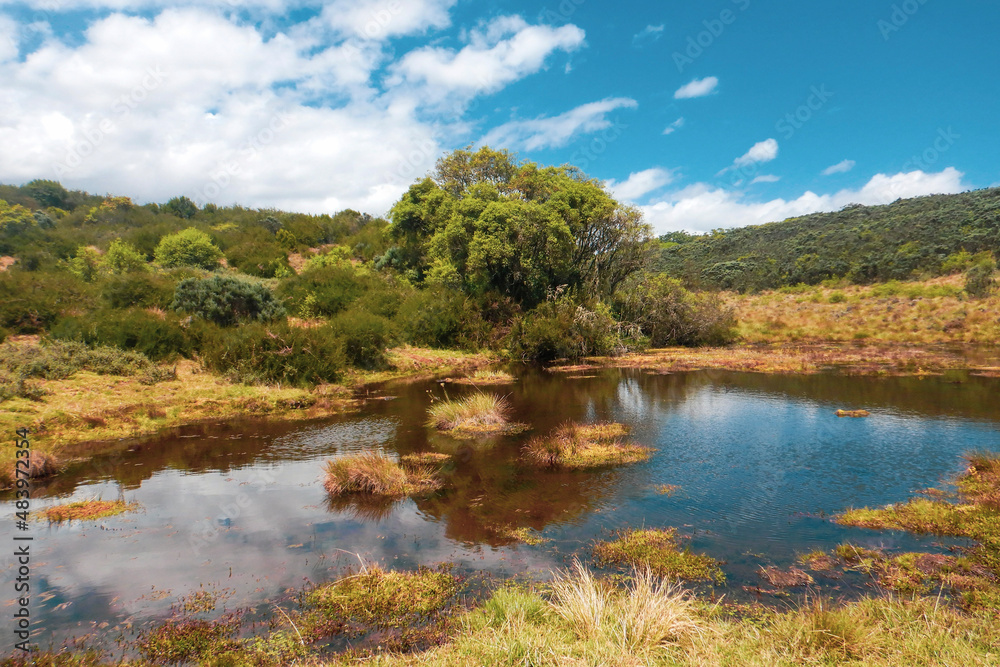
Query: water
[[3, 367, 1000, 645]]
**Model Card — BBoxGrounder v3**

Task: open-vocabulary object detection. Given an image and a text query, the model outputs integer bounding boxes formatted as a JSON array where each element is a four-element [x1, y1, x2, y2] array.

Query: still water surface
[[3, 367, 999, 644]]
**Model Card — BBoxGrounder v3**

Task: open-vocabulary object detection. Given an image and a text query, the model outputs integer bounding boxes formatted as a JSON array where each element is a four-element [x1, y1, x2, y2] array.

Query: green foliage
[[225, 240, 290, 278], [0, 270, 98, 333], [171, 275, 285, 327], [66, 246, 103, 282], [394, 286, 471, 348], [614, 275, 737, 347], [101, 239, 147, 274], [51, 308, 189, 361], [197, 321, 345, 386], [386, 146, 651, 306], [101, 273, 175, 309], [965, 257, 997, 298], [658, 187, 1000, 291], [154, 228, 223, 269], [276, 264, 369, 317], [507, 291, 637, 362], [162, 196, 199, 219], [22, 179, 71, 209], [329, 307, 396, 369]]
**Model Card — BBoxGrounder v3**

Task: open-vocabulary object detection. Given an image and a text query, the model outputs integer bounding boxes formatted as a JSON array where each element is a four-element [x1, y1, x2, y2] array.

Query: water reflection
[[3, 367, 999, 644]]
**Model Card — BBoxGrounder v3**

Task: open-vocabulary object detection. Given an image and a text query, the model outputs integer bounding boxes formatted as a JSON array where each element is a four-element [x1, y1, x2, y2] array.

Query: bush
[[394, 287, 471, 348], [101, 273, 175, 309], [198, 321, 345, 386], [508, 293, 638, 362], [226, 240, 290, 278], [154, 228, 222, 269], [965, 261, 996, 298], [614, 276, 736, 347], [101, 239, 147, 274], [329, 308, 396, 369], [51, 309, 189, 361], [0, 270, 98, 333], [172, 275, 285, 326], [276, 264, 369, 317]]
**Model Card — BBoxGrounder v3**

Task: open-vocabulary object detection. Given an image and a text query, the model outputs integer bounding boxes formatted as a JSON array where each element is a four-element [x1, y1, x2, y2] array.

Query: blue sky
[[0, 0, 997, 233]]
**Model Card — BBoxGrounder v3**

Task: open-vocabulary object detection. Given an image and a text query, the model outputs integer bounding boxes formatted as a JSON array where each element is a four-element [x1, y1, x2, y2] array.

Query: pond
[[4, 366, 1000, 647]]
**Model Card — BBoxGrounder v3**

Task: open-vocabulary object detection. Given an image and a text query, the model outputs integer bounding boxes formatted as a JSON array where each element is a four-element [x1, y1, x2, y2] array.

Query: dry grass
[[44, 499, 138, 522], [322, 452, 443, 497], [550, 559, 702, 651], [427, 392, 521, 435], [449, 369, 516, 385], [523, 422, 653, 469], [836, 409, 871, 418]]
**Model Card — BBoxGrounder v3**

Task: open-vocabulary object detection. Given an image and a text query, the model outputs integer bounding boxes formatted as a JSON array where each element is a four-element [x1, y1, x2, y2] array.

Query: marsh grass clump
[[836, 498, 963, 535], [305, 565, 458, 628], [45, 499, 138, 522], [451, 369, 516, 385], [958, 451, 1000, 508], [523, 422, 652, 469], [836, 409, 871, 418], [594, 528, 725, 583], [322, 452, 443, 498], [798, 549, 838, 571], [136, 615, 241, 664], [759, 565, 814, 587], [549, 560, 702, 651], [427, 392, 521, 435]]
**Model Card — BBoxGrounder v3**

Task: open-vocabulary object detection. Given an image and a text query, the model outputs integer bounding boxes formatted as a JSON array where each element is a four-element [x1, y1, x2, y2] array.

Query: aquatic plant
[[44, 499, 138, 522], [522, 422, 653, 469], [594, 528, 725, 583], [426, 392, 516, 434], [322, 451, 443, 497]]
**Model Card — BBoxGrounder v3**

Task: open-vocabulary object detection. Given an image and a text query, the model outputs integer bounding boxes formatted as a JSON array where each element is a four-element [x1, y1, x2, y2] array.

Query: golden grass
[[523, 421, 653, 469], [44, 499, 138, 522], [836, 409, 871, 418], [427, 392, 523, 435], [449, 369, 516, 385], [322, 452, 443, 497], [0, 346, 491, 490]]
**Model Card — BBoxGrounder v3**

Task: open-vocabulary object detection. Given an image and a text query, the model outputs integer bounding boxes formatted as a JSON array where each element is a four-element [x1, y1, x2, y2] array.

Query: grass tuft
[[427, 392, 522, 435], [522, 421, 653, 469], [44, 499, 138, 522], [450, 369, 516, 385], [322, 451, 443, 498], [594, 528, 725, 583]]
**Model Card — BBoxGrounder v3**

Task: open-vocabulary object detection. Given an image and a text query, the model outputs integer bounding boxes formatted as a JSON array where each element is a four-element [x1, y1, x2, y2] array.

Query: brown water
[[3, 366, 1000, 647]]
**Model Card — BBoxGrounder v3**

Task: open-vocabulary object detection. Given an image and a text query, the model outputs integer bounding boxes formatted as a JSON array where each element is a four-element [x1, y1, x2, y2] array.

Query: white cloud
[[662, 117, 684, 135], [632, 24, 664, 46], [480, 97, 636, 151], [319, 0, 457, 40], [641, 168, 968, 234], [733, 138, 778, 168], [822, 159, 856, 175], [674, 76, 718, 99], [390, 16, 584, 103], [751, 174, 781, 184], [0, 14, 17, 62], [606, 168, 675, 201]]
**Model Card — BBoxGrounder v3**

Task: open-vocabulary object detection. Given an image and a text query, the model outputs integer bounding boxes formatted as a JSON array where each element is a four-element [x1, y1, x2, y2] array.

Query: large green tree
[[386, 147, 652, 306]]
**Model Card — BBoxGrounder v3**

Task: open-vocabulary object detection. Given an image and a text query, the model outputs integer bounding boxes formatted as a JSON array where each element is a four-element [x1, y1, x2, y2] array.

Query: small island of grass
[[426, 392, 525, 436], [523, 422, 653, 469], [45, 499, 139, 522], [322, 451, 445, 498], [594, 528, 725, 583]]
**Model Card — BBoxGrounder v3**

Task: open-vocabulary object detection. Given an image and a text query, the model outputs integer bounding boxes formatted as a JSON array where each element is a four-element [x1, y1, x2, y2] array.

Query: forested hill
[[656, 187, 1000, 292]]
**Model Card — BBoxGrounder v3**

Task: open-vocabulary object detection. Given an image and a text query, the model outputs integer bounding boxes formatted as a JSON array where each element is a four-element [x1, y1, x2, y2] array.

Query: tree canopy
[[385, 147, 652, 306]]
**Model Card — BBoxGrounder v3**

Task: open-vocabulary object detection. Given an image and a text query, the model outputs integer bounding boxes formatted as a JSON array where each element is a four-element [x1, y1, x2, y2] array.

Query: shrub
[[101, 273, 175, 309], [172, 275, 285, 326], [0, 270, 98, 333], [276, 264, 368, 317], [154, 228, 222, 269], [965, 261, 996, 298], [507, 293, 637, 362], [394, 286, 470, 348], [225, 240, 290, 278], [51, 308, 189, 361], [101, 239, 147, 274], [614, 275, 736, 347], [197, 321, 345, 386], [329, 308, 396, 369]]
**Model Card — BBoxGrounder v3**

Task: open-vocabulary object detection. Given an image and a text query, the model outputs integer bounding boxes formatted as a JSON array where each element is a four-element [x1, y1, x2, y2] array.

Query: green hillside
[[657, 187, 1000, 291]]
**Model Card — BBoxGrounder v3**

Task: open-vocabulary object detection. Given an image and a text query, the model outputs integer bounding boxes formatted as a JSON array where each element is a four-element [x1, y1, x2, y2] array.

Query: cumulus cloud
[[642, 168, 967, 234], [319, 0, 457, 40], [0, 9, 589, 214], [632, 24, 664, 46], [480, 97, 636, 151], [662, 117, 684, 135], [606, 167, 675, 201], [674, 76, 718, 99], [390, 16, 584, 104], [733, 138, 778, 167], [822, 159, 856, 175], [0, 14, 17, 62]]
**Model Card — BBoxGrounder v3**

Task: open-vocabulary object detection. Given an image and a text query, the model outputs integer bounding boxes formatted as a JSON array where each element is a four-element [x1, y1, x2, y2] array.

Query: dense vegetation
[[657, 187, 1000, 291], [0, 149, 734, 393]]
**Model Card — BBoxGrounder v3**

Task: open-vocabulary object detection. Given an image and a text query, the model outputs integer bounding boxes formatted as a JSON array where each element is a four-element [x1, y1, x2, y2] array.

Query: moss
[[594, 528, 725, 583], [44, 499, 138, 522], [305, 565, 458, 629], [523, 422, 653, 469]]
